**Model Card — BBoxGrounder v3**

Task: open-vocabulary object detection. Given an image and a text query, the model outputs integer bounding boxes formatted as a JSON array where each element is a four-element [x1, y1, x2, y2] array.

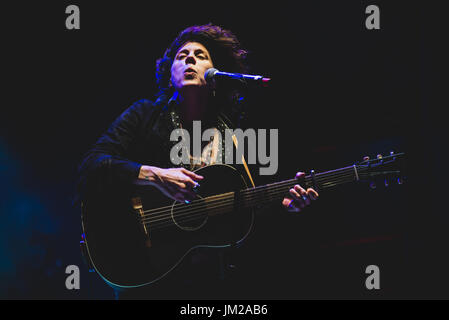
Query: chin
[[180, 81, 205, 88]]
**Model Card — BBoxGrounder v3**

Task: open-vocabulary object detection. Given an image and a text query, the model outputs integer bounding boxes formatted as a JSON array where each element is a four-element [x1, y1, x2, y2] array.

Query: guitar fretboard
[[226, 165, 361, 210]]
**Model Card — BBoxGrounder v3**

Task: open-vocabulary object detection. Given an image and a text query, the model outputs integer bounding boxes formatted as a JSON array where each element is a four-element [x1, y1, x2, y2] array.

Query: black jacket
[[77, 95, 253, 202]]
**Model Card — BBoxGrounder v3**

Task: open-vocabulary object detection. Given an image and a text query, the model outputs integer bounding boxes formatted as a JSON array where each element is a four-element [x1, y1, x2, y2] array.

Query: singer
[[77, 24, 318, 299]]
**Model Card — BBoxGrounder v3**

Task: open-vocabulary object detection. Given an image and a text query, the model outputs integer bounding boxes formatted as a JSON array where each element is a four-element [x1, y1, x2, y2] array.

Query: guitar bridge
[[131, 197, 151, 247]]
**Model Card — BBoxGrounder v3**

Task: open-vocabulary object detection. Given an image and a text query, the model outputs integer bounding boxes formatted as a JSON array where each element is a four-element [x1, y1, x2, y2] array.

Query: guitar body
[[81, 164, 254, 289]]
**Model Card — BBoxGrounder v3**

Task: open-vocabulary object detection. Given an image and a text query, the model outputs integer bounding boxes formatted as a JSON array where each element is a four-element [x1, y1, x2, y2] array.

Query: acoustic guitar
[[80, 152, 405, 289]]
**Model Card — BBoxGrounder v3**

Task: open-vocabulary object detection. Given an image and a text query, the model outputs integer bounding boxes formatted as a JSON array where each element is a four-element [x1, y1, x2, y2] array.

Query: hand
[[138, 166, 204, 203], [282, 172, 319, 213]]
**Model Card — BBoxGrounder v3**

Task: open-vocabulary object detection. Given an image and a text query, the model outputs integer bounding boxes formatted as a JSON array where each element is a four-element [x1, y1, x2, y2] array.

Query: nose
[[185, 53, 196, 65]]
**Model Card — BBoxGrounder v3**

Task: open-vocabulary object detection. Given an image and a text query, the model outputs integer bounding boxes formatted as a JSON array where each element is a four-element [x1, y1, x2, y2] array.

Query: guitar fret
[[239, 166, 357, 208]]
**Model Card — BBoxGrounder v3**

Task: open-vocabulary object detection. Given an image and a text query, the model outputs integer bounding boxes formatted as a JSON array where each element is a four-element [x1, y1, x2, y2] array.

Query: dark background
[[1, 1, 447, 299]]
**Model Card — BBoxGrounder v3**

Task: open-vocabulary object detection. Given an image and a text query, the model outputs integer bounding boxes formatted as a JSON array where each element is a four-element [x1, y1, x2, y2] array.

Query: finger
[[307, 188, 319, 200], [177, 181, 186, 189], [177, 185, 197, 200], [282, 198, 301, 213], [289, 188, 305, 209], [294, 185, 310, 206], [282, 198, 292, 208], [295, 172, 305, 179], [181, 168, 204, 180], [171, 192, 187, 203], [177, 190, 196, 202], [182, 177, 198, 188]]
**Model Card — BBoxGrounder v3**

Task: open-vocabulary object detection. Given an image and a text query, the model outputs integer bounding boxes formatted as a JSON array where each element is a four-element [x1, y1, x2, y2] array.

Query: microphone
[[205, 68, 271, 87]]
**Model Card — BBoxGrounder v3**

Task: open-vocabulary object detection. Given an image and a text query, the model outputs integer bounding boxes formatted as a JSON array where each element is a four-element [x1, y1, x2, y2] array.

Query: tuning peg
[[384, 178, 389, 187], [390, 151, 397, 160], [363, 156, 370, 161], [377, 154, 383, 159], [397, 177, 403, 185], [369, 181, 377, 189]]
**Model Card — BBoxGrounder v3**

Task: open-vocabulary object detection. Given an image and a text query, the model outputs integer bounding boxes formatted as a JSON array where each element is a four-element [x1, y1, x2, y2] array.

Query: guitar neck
[[238, 165, 361, 209]]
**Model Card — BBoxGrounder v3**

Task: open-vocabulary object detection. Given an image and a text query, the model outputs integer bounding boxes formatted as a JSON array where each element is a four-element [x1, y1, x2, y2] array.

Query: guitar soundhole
[[170, 197, 208, 231]]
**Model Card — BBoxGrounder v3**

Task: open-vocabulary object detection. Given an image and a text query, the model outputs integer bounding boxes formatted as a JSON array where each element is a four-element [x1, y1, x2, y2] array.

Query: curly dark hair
[[155, 23, 249, 99]]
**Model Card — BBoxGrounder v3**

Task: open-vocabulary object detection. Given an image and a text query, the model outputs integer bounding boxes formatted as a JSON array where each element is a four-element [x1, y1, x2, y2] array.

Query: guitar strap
[[218, 113, 256, 188], [231, 134, 256, 188]]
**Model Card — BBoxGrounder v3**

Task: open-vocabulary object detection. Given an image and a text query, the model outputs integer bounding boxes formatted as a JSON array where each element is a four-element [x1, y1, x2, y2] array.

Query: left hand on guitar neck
[[282, 172, 319, 213]]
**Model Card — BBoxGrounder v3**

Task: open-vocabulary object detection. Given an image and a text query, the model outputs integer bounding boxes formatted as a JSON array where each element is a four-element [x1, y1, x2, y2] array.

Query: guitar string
[[139, 171, 358, 224], [145, 176, 358, 231], [146, 175, 358, 231], [139, 168, 361, 222], [139, 158, 396, 221], [140, 166, 360, 218], [144, 174, 356, 225], [137, 158, 398, 230], [145, 161, 399, 231], [140, 165, 357, 215], [140, 173, 358, 228], [142, 168, 356, 218], [139, 171, 359, 225], [146, 160, 401, 230]]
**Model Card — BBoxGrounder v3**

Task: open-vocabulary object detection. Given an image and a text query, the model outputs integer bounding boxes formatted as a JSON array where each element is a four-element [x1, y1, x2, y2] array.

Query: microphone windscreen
[[204, 68, 218, 83]]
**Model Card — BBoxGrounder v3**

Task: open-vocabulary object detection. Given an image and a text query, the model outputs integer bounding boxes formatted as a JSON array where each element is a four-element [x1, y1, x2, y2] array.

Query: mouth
[[184, 68, 197, 80], [184, 68, 197, 74]]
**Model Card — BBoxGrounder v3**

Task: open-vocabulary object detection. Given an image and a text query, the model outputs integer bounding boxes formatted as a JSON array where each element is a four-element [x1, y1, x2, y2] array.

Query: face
[[170, 42, 214, 90]]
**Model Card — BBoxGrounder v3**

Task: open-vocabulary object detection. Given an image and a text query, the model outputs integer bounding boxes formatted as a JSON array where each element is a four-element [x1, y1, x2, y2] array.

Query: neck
[[176, 87, 215, 126]]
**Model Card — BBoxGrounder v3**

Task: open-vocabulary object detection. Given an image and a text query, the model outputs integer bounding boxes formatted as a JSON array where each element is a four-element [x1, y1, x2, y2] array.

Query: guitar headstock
[[356, 151, 406, 188]]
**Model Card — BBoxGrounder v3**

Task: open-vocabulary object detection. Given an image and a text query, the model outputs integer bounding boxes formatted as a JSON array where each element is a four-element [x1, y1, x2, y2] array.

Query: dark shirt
[[77, 95, 257, 299], [77, 95, 253, 199]]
